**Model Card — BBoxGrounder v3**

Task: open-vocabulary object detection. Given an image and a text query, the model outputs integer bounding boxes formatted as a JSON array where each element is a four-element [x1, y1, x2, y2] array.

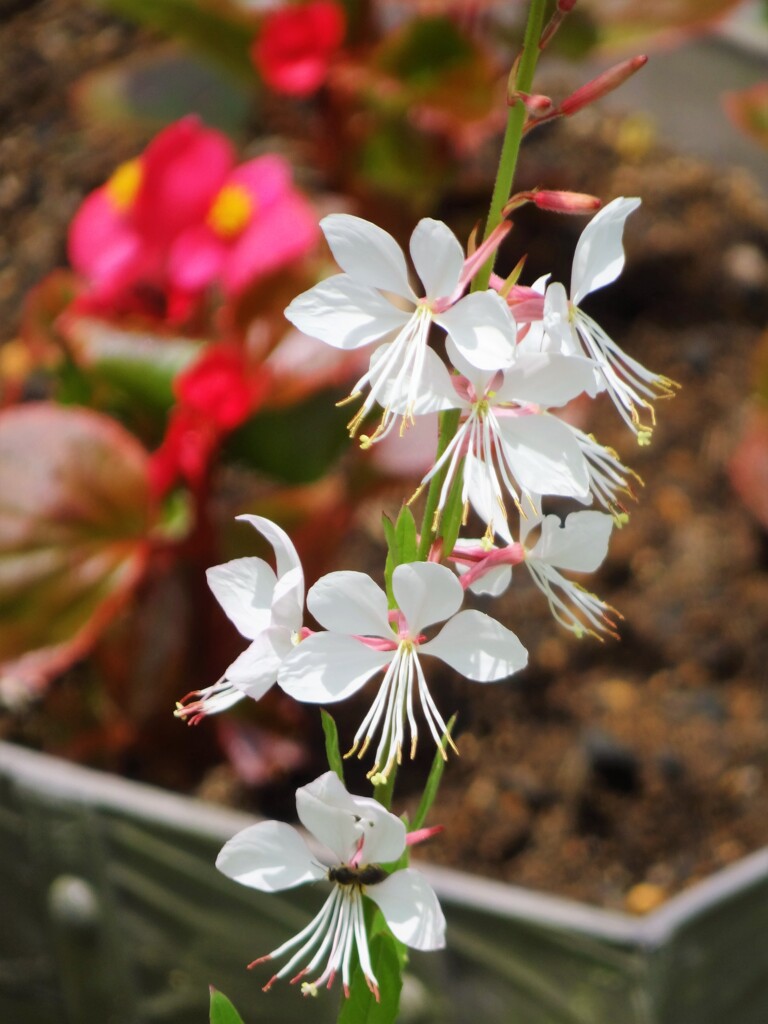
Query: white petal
[[497, 415, 590, 499], [375, 343, 460, 416], [353, 800, 407, 864], [269, 566, 304, 633], [321, 214, 416, 300], [542, 282, 578, 355], [436, 291, 517, 371], [421, 609, 528, 681], [285, 274, 410, 350], [368, 869, 446, 951], [206, 557, 275, 640], [496, 352, 601, 408], [458, 561, 512, 597], [237, 514, 302, 582], [307, 570, 391, 637], [226, 626, 290, 699], [278, 633, 391, 703], [463, 450, 513, 544], [409, 218, 463, 300], [216, 820, 323, 892], [571, 197, 641, 306], [392, 562, 463, 634], [531, 510, 613, 572]]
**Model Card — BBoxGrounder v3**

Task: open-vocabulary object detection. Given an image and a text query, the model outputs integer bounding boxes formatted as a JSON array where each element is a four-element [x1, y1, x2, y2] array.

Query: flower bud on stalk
[[559, 55, 648, 117], [539, 0, 579, 50]]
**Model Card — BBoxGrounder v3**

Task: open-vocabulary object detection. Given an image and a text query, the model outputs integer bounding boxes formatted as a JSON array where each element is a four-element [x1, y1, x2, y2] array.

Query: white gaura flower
[[397, 342, 600, 539], [175, 515, 305, 723], [278, 561, 527, 780], [453, 508, 619, 639], [284, 213, 517, 447], [216, 771, 445, 998], [542, 197, 677, 441]]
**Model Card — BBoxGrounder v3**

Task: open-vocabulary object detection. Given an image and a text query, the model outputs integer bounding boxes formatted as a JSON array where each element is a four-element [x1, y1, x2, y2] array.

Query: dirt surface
[[3, 0, 768, 914]]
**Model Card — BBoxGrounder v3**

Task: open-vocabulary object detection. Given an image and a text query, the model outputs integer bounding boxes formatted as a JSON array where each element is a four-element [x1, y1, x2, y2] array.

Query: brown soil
[[3, 0, 768, 915]]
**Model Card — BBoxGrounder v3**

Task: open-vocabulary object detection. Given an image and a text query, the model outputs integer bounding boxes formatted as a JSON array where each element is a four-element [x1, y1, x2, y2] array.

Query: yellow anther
[[207, 183, 253, 238], [106, 158, 142, 211], [301, 982, 318, 998]]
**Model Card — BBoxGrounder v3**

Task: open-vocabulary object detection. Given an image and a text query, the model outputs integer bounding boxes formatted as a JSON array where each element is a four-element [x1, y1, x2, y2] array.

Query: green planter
[[2, 740, 768, 1024]]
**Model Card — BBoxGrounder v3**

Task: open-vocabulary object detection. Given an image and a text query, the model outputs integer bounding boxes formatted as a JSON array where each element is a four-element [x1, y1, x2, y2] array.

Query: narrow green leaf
[[394, 506, 418, 565], [209, 987, 246, 1024], [412, 715, 456, 831], [321, 709, 345, 783], [337, 931, 403, 1024], [438, 457, 466, 558], [381, 513, 397, 609]]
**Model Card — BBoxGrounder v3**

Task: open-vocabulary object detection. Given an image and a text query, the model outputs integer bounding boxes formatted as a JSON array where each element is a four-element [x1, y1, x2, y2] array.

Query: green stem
[[417, 0, 547, 559], [473, 0, 547, 292]]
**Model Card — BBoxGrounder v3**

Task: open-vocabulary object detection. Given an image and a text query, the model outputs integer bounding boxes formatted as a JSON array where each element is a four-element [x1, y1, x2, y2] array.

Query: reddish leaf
[[729, 406, 768, 532], [724, 82, 768, 150], [0, 404, 155, 696]]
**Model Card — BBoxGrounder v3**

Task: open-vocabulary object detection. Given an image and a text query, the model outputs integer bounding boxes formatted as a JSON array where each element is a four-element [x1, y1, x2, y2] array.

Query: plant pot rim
[[2, 737, 766, 951]]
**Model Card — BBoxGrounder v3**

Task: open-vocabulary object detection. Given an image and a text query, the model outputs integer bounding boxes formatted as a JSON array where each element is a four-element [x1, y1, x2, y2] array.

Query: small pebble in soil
[[583, 729, 642, 795], [624, 882, 668, 915]]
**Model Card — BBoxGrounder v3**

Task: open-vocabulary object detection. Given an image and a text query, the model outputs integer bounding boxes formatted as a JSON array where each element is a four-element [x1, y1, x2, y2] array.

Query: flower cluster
[[69, 116, 319, 323]]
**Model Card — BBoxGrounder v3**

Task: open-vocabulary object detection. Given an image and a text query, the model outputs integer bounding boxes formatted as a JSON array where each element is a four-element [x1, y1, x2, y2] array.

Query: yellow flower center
[[207, 184, 254, 238], [105, 158, 142, 211]]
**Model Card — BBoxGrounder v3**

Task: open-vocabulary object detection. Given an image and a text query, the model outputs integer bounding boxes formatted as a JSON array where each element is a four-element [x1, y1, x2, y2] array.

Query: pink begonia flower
[[167, 154, 320, 297], [278, 561, 527, 781], [252, 1, 346, 97], [68, 117, 319, 320], [217, 772, 445, 998]]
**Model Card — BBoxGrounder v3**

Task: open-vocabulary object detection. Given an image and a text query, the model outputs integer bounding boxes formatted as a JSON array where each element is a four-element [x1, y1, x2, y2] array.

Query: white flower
[[175, 515, 304, 722], [284, 214, 517, 446], [278, 562, 527, 780], [396, 342, 600, 538], [542, 197, 677, 441], [216, 771, 445, 998], [453, 508, 618, 638]]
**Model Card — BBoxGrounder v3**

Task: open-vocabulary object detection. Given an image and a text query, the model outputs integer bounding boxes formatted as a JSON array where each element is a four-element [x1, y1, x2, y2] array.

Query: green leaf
[[382, 513, 397, 609], [321, 709, 344, 783], [337, 931, 403, 1024], [209, 987, 245, 1024], [437, 457, 465, 558], [394, 506, 418, 565], [72, 48, 252, 137], [412, 715, 456, 831], [0, 404, 155, 691], [91, 0, 255, 82]]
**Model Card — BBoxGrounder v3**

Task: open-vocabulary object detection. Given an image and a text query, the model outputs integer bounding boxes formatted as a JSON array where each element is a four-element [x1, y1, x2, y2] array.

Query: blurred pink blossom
[[251, 0, 345, 97]]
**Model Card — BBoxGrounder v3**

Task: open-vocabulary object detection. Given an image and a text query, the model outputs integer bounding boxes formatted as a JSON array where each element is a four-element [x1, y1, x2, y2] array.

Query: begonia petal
[[421, 609, 527, 681], [307, 570, 390, 636], [206, 557, 276, 640], [392, 562, 463, 634], [321, 214, 416, 300], [571, 197, 641, 306], [409, 218, 463, 300], [285, 275, 409, 350], [216, 821, 323, 891], [368, 869, 446, 950]]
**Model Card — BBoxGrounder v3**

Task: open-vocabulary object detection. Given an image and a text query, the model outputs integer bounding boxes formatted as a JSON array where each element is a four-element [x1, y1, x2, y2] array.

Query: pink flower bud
[[559, 55, 648, 117], [532, 190, 602, 214]]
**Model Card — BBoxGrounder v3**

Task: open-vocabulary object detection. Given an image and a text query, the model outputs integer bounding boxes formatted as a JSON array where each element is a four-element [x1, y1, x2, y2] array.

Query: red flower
[[252, 1, 345, 97]]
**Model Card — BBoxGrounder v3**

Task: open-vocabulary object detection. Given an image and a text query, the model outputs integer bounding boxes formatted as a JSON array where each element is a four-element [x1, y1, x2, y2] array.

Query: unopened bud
[[509, 89, 553, 116], [532, 190, 602, 214], [540, 0, 579, 50], [559, 55, 648, 117]]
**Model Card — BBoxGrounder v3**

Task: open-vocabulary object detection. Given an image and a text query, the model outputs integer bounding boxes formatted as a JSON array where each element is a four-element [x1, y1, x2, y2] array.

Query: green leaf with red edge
[[0, 404, 155, 695], [724, 82, 768, 150], [72, 47, 252, 138]]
